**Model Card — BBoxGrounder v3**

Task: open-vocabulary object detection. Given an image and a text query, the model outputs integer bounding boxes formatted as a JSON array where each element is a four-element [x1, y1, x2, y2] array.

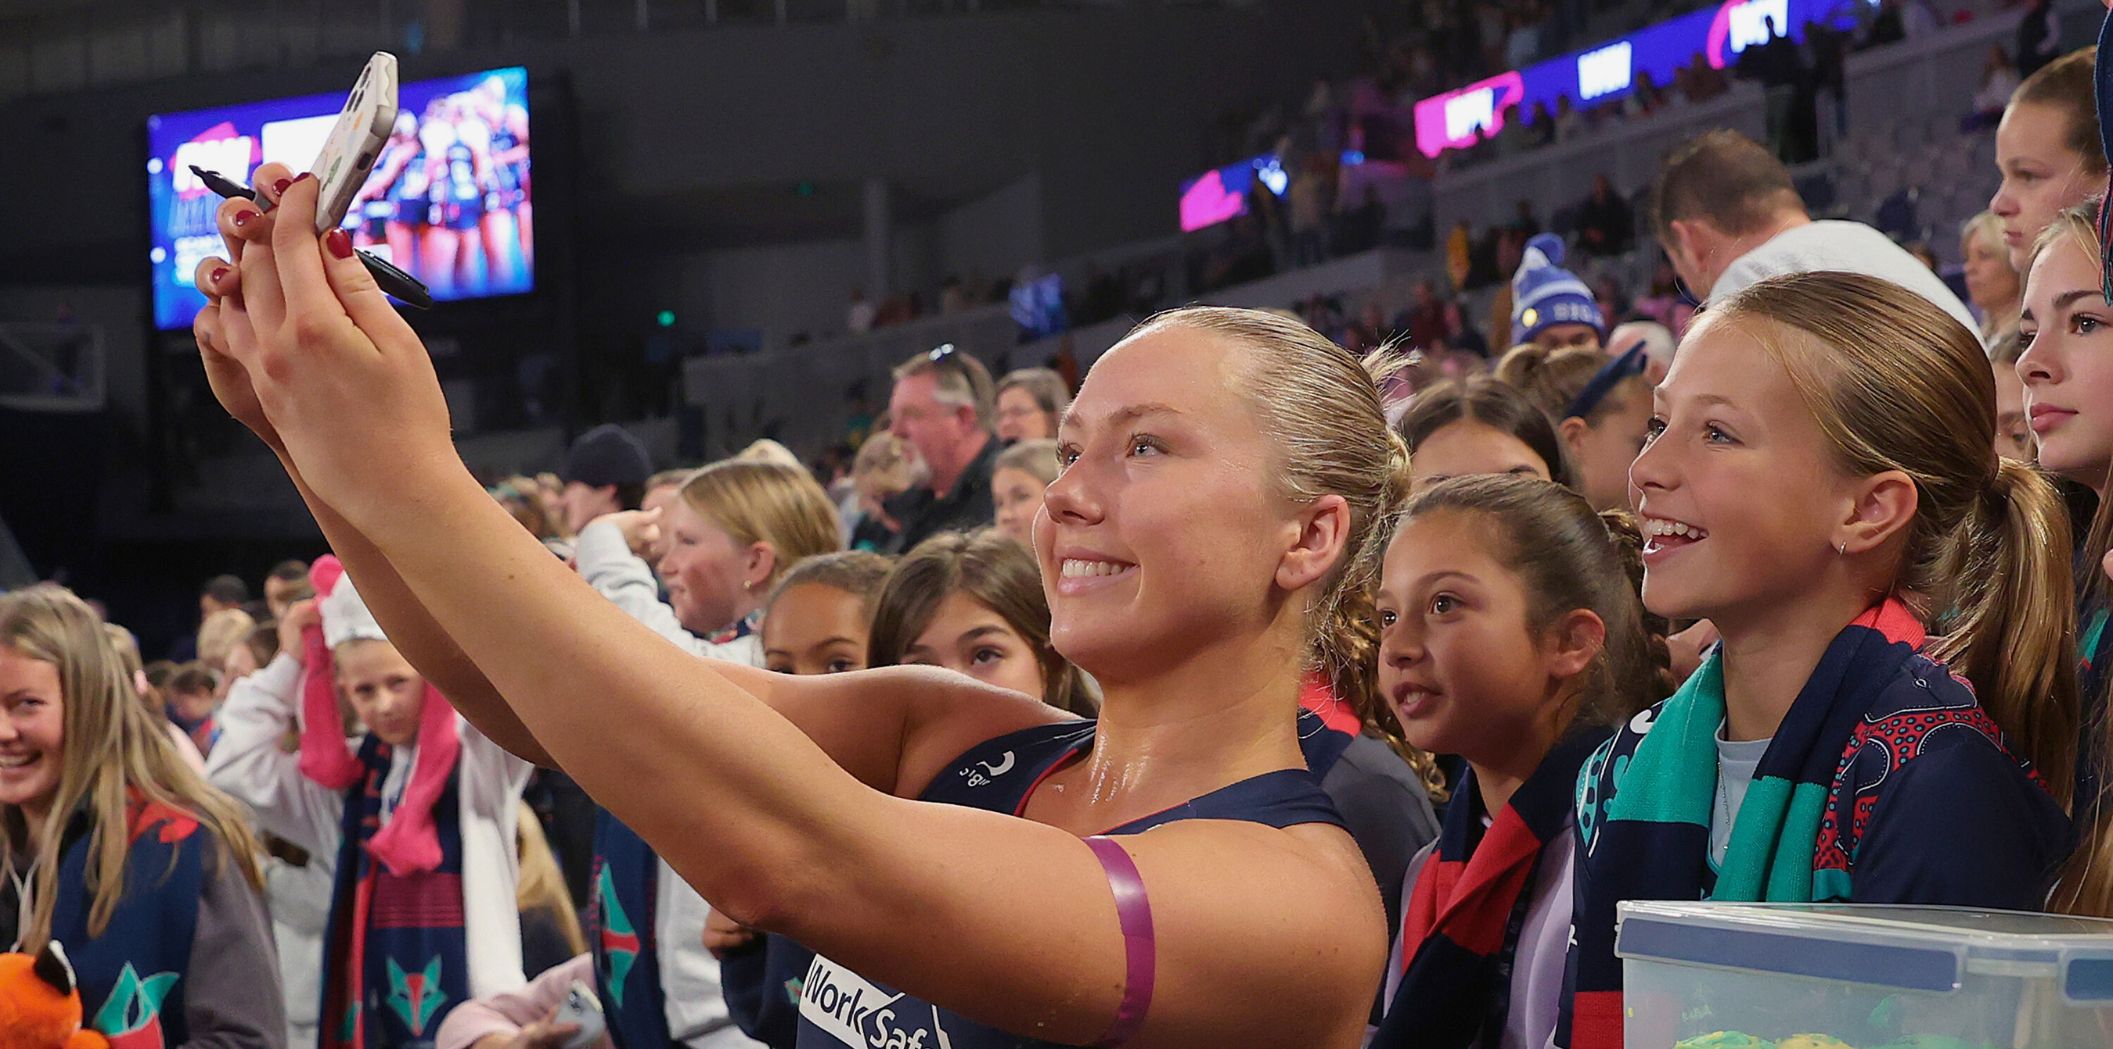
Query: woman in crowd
[[576, 458, 840, 659], [1566, 272, 2075, 1048], [0, 585, 284, 1046], [2018, 203, 2113, 906], [1961, 211, 2023, 346], [192, 171, 1413, 1047], [1371, 475, 1669, 1049], [1991, 47, 2103, 272], [1494, 342, 1654, 512], [866, 529, 1098, 716], [165, 662, 222, 756], [198, 608, 255, 700], [994, 367, 1071, 444], [1397, 375, 1573, 492], [208, 563, 534, 1048], [760, 551, 894, 678], [991, 439, 1059, 550], [107, 623, 208, 773], [1990, 322, 2032, 463], [847, 433, 919, 553]]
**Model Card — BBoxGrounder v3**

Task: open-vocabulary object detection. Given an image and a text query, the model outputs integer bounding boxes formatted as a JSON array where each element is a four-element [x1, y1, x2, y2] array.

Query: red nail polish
[[292, 172, 315, 185], [271, 178, 293, 197], [232, 209, 255, 228], [210, 266, 229, 285], [325, 228, 355, 260]]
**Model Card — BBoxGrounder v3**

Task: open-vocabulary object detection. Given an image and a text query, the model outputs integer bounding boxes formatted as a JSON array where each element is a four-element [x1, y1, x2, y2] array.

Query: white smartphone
[[553, 980, 606, 1049], [305, 51, 399, 233]]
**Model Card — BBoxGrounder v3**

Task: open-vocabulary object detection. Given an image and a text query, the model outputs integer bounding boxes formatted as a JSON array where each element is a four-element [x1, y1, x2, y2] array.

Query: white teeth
[[1060, 559, 1131, 579], [1644, 518, 1708, 540], [0, 755, 35, 769]]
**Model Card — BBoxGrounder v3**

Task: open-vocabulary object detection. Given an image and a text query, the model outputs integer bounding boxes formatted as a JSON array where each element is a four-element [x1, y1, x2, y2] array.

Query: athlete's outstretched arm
[[192, 167, 1387, 1047], [192, 164, 1059, 789]]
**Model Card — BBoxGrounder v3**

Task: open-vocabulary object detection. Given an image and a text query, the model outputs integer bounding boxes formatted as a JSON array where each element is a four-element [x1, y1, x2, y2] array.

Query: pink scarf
[[299, 555, 462, 876]]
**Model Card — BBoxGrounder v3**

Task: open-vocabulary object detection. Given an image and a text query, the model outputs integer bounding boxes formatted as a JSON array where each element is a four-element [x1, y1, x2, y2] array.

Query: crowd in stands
[[13, 2, 2113, 1047]]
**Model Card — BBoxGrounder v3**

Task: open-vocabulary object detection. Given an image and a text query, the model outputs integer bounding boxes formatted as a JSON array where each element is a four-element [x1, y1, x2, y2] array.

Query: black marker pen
[[189, 165, 434, 310]]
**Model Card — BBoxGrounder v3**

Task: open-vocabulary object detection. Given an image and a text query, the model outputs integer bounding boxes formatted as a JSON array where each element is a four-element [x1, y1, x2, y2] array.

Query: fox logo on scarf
[[384, 957, 448, 1037], [88, 965, 177, 1049], [593, 867, 641, 1008]]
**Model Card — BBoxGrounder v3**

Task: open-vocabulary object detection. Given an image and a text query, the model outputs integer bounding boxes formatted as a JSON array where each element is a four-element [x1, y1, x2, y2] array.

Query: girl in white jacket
[[209, 558, 532, 1047]]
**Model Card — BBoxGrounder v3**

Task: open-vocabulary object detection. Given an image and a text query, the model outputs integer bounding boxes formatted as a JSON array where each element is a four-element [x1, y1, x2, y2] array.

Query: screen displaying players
[[148, 65, 533, 330]]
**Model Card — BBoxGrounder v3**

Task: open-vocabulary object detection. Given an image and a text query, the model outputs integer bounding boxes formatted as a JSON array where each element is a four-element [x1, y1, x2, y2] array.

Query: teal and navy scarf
[[49, 799, 209, 1049], [590, 611, 760, 1049], [1562, 597, 2044, 1049]]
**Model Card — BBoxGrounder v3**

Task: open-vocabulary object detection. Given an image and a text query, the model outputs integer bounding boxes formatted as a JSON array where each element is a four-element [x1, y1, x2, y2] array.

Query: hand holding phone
[[552, 981, 606, 1049], [306, 51, 399, 233]]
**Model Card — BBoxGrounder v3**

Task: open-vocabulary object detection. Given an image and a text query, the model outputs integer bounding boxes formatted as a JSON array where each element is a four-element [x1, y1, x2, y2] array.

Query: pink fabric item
[[298, 554, 465, 876], [298, 557, 364, 792], [436, 954, 612, 1049], [365, 680, 460, 875]]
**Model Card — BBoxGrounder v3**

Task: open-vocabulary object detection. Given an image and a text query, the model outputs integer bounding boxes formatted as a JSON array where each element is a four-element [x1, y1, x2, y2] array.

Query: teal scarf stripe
[[1714, 778, 1829, 902], [1603, 655, 1723, 828], [1596, 650, 1841, 904]]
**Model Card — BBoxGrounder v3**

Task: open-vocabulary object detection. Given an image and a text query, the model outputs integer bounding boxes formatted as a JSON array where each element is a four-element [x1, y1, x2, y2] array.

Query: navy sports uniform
[[788, 719, 1343, 1049]]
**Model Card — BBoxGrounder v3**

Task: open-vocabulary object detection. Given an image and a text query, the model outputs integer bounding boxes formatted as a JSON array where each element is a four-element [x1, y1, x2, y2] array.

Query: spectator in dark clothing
[[1406, 279, 1451, 349], [1681, 52, 1731, 103], [1337, 186, 1387, 255], [1806, 20, 1849, 140], [1743, 18, 1815, 161], [1864, 0, 1906, 49], [884, 345, 1002, 554], [1445, 299, 1492, 358], [1576, 174, 1635, 257], [524, 770, 598, 910], [1512, 199, 1544, 238], [1524, 100, 1556, 147], [2016, 0, 2061, 78]]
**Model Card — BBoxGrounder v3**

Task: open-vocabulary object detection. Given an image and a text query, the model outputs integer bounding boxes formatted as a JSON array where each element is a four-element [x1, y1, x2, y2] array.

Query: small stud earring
[[1836, 541, 1847, 556]]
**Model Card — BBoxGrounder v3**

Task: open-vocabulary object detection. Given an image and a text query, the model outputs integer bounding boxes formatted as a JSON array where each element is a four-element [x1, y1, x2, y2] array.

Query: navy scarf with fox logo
[[1369, 730, 1599, 1049], [319, 736, 471, 1049], [588, 812, 669, 1049], [588, 613, 761, 1049], [48, 799, 208, 1049]]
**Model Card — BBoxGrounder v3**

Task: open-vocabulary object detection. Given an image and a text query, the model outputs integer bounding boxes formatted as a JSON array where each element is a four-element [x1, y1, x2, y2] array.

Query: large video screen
[[1178, 153, 1289, 234], [1411, 0, 1854, 158], [148, 65, 534, 330]]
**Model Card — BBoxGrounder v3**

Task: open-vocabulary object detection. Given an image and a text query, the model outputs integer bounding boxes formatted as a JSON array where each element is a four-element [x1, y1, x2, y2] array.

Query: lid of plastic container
[[1615, 902, 2113, 1001]]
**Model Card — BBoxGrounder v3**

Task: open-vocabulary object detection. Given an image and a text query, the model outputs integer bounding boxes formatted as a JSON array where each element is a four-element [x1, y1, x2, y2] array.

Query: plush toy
[[0, 942, 108, 1049]]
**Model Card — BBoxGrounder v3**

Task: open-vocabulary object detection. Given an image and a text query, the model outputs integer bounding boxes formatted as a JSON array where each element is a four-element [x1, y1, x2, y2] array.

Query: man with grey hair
[[886, 344, 1001, 553]]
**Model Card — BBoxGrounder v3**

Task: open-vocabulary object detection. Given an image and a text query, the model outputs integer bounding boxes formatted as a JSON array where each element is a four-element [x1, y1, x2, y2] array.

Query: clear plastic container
[[1614, 902, 2113, 1049]]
